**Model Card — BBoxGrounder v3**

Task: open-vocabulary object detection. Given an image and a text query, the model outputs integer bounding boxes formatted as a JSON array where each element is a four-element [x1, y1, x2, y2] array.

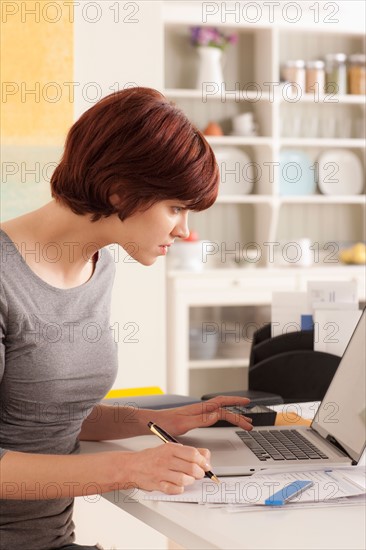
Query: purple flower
[[228, 34, 238, 45], [190, 26, 237, 50]]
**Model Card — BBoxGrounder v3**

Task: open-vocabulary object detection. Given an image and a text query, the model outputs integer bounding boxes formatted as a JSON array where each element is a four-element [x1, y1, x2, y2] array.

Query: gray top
[[0, 229, 118, 549]]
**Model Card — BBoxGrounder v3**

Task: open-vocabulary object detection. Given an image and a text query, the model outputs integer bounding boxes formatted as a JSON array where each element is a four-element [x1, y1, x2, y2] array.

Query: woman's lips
[[159, 245, 169, 255]]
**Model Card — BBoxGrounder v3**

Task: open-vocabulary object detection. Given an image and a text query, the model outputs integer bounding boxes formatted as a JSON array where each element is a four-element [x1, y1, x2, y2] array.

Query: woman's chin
[[137, 255, 158, 267]]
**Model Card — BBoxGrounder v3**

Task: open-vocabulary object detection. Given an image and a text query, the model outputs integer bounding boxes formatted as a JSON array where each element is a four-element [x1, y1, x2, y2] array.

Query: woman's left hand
[[154, 396, 253, 437]]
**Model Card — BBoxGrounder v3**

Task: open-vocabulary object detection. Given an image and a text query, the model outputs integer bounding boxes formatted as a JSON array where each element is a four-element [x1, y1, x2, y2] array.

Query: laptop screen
[[312, 309, 366, 463]]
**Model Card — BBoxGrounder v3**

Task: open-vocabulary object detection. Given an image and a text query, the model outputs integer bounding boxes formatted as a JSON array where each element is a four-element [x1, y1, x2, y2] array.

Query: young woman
[[0, 87, 252, 549]]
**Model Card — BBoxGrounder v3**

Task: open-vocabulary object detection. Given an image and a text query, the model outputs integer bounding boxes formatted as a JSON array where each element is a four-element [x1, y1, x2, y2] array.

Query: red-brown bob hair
[[51, 87, 219, 221]]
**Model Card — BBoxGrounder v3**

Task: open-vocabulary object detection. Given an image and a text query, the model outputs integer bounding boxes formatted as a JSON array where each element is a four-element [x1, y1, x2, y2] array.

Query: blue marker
[[265, 480, 314, 506]]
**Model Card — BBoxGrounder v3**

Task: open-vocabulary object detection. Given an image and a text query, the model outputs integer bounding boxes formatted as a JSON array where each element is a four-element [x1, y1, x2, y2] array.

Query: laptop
[[181, 309, 366, 476]]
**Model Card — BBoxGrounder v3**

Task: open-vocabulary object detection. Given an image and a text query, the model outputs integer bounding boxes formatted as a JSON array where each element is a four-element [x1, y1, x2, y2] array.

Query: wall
[[72, 3, 168, 546], [74, 1, 167, 392], [1, 0, 73, 218], [2, 2, 170, 547], [2, 0, 167, 391]]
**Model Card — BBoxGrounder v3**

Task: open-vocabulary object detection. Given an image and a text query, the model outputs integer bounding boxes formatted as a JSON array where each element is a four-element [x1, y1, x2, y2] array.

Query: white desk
[[80, 435, 366, 550]]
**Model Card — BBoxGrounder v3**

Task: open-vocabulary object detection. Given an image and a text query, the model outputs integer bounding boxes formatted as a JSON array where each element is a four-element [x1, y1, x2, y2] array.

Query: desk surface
[[80, 435, 366, 550]]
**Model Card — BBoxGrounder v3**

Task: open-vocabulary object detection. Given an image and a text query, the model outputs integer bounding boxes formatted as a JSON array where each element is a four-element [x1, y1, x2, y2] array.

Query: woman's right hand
[[122, 443, 212, 494]]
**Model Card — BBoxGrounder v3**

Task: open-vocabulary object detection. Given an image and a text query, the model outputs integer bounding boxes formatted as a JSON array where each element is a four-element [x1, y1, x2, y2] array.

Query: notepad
[[140, 469, 366, 506]]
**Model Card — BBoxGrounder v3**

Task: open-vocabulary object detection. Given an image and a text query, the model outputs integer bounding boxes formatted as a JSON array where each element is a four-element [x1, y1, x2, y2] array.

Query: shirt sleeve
[[0, 279, 8, 460], [0, 278, 7, 381], [0, 448, 8, 459]]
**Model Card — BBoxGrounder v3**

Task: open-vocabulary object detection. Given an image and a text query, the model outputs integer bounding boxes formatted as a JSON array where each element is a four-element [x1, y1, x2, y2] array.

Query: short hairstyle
[[51, 87, 219, 221]]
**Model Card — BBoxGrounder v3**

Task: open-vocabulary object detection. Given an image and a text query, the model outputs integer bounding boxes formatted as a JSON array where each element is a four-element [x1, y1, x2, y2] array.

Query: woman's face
[[112, 200, 190, 266]]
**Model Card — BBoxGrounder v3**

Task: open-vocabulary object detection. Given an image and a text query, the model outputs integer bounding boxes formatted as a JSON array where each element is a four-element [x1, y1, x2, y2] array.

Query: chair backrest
[[202, 324, 340, 405], [251, 323, 271, 348], [249, 349, 341, 403], [250, 328, 314, 367]]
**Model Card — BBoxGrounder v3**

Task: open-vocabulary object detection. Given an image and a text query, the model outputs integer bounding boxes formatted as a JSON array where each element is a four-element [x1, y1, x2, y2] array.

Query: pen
[[148, 421, 220, 484]]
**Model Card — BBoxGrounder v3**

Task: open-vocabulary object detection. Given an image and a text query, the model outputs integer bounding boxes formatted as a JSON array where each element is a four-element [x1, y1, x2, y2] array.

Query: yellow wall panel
[[1, 1, 73, 145]]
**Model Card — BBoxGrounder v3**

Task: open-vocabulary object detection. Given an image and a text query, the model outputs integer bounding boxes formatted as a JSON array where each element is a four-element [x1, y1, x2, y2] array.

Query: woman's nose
[[178, 227, 190, 239], [174, 215, 190, 240]]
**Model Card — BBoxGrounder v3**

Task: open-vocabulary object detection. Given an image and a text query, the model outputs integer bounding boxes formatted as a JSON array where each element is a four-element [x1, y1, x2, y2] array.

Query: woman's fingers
[[139, 444, 211, 494], [159, 481, 186, 494], [195, 405, 253, 431], [177, 396, 251, 417], [197, 447, 211, 462], [203, 395, 251, 408], [171, 396, 253, 434], [171, 443, 211, 471]]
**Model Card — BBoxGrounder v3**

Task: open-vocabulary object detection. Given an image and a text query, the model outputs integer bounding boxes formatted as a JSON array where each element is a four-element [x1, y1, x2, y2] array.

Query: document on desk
[[140, 468, 366, 506]]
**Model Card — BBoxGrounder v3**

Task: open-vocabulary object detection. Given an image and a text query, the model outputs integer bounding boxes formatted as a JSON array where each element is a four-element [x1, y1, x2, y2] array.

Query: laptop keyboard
[[236, 429, 329, 461]]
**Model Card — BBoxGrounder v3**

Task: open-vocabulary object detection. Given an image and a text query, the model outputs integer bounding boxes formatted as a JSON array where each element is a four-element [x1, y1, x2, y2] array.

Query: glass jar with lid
[[281, 60, 306, 96], [305, 60, 325, 94], [348, 54, 366, 94], [324, 53, 347, 95]]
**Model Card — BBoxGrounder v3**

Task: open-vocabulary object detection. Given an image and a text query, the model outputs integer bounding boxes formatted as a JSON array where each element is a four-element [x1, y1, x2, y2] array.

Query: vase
[[196, 46, 224, 91]]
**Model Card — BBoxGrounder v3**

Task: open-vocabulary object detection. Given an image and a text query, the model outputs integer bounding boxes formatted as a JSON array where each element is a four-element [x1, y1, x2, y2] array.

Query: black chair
[[249, 349, 340, 403], [249, 328, 314, 367], [202, 324, 341, 405]]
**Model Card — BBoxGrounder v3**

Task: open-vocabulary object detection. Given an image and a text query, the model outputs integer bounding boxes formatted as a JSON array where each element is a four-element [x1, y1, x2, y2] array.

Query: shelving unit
[[163, 2, 366, 396]]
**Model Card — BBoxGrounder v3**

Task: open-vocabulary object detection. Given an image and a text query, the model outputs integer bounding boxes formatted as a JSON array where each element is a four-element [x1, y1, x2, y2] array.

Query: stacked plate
[[279, 150, 316, 196], [214, 147, 254, 195], [317, 149, 364, 195]]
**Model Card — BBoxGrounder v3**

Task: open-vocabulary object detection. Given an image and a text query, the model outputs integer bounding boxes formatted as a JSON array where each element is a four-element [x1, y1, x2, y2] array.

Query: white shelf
[[280, 94, 366, 105], [164, 88, 271, 102], [215, 195, 365, 205], [206, 136, 272, 147], [215, 195, 273, 204], [279, 195, 366, 205], [280, 138, 365, 148], [189, 358, 250, 370], [167, 265, 366, 279], [164, 10, 366, 396]]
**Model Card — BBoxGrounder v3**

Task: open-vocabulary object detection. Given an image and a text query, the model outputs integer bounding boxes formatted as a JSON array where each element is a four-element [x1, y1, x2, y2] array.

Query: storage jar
[[348, 53, 366, 95], [281, 60, 306, 95], [325, 53, 347, 95], [305, 60, 325, 94]]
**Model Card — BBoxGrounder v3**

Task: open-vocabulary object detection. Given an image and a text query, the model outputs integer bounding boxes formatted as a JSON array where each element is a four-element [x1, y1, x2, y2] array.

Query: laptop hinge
[[326, 434, 356, 464]]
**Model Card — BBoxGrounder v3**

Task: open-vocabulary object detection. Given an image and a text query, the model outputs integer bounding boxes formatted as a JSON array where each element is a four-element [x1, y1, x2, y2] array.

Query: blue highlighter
[[265, 480, 313, 506]]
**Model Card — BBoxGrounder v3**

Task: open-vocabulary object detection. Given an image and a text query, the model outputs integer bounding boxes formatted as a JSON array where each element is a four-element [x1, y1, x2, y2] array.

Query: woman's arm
[[79, 396, 253, 442], [78, 403, 158, 441], [0, 443, 211, 500], [1, 398, 249, 501]]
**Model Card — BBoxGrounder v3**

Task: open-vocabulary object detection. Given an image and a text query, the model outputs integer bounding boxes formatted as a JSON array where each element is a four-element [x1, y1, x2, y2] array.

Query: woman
[[0, 87, 252, 549]]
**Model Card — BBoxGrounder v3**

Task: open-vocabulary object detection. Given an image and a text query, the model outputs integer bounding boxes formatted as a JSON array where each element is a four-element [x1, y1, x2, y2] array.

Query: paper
[[271, 292, 310, 338], [307, 281, 358, 309], [225, 493, 366, 513], [314, 309, 362, 356], [339, 467, 366, 490], [140, 468, 365, 506]]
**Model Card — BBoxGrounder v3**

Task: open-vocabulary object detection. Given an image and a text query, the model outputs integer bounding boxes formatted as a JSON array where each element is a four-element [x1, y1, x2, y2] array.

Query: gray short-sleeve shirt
[[0, 229, 118, 549]]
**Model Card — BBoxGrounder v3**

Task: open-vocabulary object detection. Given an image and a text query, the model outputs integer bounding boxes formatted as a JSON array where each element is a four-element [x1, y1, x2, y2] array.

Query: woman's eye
[[172, 206, 182, 214]]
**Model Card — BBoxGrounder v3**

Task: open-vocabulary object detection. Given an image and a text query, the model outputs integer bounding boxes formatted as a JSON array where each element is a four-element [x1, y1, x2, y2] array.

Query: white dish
[[317, 149, 364, 195], [213, 147, 254, 195]]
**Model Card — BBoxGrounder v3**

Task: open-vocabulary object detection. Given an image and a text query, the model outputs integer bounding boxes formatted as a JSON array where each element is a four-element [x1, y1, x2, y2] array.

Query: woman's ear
[[109, 193, 121, 207]]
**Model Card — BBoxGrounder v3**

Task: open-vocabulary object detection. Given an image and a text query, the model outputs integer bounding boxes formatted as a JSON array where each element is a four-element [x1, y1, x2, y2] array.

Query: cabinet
[[162, 1, 366, 396], [166, 267, 365, 396]]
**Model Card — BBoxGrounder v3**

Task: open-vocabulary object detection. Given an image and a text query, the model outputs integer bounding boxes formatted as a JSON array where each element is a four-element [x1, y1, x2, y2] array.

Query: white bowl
[[168, 240, 211, 271]]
